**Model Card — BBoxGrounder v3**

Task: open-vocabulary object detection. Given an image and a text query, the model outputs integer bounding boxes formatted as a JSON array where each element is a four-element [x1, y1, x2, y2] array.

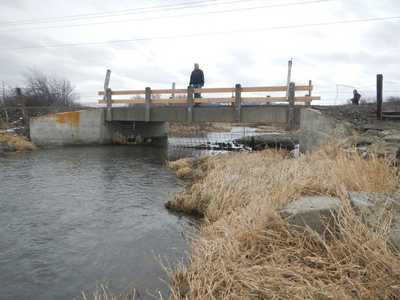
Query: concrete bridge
[[30, 74, 320, 146]]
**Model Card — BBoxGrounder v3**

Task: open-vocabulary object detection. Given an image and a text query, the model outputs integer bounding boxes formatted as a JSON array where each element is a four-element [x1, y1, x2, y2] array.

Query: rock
[[384, 134, 400, 143], [0, 141, 15, 152], [280, 193, 400, 251], [349, 192, 400, 251], [280, 196, 341, 234]]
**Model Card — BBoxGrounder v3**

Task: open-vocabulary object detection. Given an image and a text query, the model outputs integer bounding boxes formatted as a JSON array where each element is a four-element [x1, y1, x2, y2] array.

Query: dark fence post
[[187, 86, 194, 123], [377, 74, 383, 120], [235, 84, 242, 123], [145, 87, 152, 122], [287, 82, 296, 131]]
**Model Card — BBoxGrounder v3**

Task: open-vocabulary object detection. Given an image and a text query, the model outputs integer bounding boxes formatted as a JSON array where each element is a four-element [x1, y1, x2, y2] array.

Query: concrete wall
[[30, 110, 168, 147], [299, 108, 351, 152], [31, 110, 112, 146]]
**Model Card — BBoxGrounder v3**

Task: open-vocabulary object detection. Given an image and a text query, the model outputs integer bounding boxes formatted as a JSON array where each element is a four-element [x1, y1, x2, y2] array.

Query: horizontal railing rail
[[98, 85, 313, 96], [98, 96, 320, 105]]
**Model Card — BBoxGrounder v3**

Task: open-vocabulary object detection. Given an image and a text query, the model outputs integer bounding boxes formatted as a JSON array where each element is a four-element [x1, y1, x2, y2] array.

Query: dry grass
[[166, 142, 400, 299], [168, 159, 195, 179], [81, 285, 139, 300], [0, 132, 36, 152]]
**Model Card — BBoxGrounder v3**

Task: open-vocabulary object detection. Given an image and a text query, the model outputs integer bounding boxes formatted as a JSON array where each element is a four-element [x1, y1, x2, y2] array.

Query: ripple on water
[[0, 146, 194, 300]]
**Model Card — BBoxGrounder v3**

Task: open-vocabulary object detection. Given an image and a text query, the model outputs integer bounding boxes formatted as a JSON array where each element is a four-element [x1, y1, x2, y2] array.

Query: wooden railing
[[96, 70, 320, 126], [98, 82, 320, 106]]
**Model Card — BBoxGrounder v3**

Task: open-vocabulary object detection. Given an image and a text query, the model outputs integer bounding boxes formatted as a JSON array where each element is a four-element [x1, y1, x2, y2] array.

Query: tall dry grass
[[0, 132, 36, 152], [167, 144, 400, 299]]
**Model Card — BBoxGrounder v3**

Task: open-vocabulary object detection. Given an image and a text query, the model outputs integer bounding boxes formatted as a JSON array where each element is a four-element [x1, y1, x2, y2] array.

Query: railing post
[[377, 74, 383, 120], [145, 87, 151, 122], [306, 80, 312, 106], [286, 59, 293, 97], [187, 86, 194, 123], [235, 84, 242, 122], [287, 82, 296, 131], [171, 82, 176, 99], [104, 69, 112, 122]]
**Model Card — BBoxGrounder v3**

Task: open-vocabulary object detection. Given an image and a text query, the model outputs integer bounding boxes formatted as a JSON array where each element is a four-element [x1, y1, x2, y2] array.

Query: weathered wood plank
[[98, 85, 314, 96], [97, 96, 320, 105]]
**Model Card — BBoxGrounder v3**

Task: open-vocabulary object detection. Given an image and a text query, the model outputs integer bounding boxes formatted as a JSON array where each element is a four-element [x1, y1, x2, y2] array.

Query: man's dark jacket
[[190, 69, 205, 86]]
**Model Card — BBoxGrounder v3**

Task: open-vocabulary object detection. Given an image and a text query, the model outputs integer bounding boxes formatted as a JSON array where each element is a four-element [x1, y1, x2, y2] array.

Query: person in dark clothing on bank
[[190, 63, 205, 98], [351, 89, 361, 105]]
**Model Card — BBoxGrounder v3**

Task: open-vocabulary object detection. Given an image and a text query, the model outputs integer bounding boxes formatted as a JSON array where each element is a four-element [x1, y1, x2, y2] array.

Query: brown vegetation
[[166, 143, 400, 299], [0, 132, 37, 152]]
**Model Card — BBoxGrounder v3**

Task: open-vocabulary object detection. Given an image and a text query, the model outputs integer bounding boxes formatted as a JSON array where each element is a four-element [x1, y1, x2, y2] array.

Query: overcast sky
[[0, 0, 399, 104]]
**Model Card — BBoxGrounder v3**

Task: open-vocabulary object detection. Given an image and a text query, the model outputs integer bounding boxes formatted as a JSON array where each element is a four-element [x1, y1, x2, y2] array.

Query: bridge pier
[[30, 109, 168, 147]]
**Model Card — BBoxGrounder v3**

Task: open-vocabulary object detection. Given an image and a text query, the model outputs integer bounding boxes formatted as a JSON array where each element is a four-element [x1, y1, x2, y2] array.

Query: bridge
[[29, 71, 320, 146]]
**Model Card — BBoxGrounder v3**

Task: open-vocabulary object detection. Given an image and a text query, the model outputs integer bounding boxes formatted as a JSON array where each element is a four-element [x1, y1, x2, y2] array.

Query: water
[[0, 146, 194, 300], [169, 127, 262, 148]]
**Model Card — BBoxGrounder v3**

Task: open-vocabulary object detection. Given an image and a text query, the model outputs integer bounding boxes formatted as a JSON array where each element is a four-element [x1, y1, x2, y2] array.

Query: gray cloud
[[0, 0, 400, 103]]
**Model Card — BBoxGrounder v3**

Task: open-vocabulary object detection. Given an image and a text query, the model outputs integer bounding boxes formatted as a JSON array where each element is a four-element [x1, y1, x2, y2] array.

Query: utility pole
[[286, 59, 293, 98]]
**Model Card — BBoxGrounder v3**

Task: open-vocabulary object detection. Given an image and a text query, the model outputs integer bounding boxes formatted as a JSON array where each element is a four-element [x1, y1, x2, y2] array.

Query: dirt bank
[[166, 143, 400, 299]]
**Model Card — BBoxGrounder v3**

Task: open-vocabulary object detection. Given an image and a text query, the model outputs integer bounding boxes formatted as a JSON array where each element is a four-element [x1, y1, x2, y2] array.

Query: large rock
[[280, 196, 341, 234], [349, 192, 400, 251]]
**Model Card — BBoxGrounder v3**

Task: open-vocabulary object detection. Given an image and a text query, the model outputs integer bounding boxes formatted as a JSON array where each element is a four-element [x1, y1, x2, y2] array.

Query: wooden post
[[187, 86, 194, 123], [306, 80, 312, 106], [287, 82, 296, 131], [235, 84, 242, 123], [104, 69, 112, 122], [145, 87, 151, 122], [377, 74, 383, 120], [286, 59, 293, 97], [171, 82, 176, 99], [105, 88, 112, 121]]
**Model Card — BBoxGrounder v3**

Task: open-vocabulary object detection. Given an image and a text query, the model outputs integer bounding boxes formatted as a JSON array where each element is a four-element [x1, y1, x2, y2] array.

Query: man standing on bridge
[[190, 63, 205, 98]]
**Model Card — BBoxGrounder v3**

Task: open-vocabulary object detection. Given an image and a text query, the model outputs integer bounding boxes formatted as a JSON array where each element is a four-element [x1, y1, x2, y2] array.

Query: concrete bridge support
[[30, 109, 168, 147]]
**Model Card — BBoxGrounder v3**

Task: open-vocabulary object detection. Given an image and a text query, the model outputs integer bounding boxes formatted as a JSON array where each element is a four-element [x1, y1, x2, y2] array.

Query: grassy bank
[[0, 132, 36, 152], [166, 144, 400, 299]]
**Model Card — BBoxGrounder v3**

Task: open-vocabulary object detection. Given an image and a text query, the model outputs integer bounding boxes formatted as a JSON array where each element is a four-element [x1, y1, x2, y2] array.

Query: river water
[[0, 146, 195, 300]]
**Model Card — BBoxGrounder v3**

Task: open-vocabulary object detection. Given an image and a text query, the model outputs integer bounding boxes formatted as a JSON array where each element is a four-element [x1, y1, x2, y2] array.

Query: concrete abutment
[[30, 109, 168, 147]]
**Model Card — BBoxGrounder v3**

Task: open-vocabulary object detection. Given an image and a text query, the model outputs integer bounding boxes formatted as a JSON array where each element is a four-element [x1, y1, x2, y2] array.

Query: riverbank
[[166, 141, 400, 299], [0, 131, 36, 153]]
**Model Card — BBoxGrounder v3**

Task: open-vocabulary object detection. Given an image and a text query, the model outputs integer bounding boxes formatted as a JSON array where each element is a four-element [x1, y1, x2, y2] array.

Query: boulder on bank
[[280, 196, 341, 234], [280, 193, 400, 251]]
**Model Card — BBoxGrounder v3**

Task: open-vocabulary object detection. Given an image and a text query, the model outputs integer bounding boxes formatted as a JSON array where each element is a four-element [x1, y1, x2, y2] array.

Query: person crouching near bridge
[[190, 63, 205, 98]]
